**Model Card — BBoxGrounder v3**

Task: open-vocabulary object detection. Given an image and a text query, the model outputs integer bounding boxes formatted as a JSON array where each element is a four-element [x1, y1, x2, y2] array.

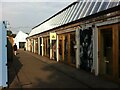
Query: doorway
[[43, 37, 50, 57], [19, 42, 25, 49], [58, 34, 69, 64], [99, 29, 113, 76], [58, 32, 76, 66]]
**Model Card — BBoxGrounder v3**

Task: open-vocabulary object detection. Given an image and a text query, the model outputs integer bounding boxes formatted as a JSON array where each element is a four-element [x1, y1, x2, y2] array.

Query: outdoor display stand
[[0, 21, 8, 88]]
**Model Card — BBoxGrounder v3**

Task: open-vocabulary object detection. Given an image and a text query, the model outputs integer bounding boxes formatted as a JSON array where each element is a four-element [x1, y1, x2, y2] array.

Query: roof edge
[[32, 1, 78, 30]]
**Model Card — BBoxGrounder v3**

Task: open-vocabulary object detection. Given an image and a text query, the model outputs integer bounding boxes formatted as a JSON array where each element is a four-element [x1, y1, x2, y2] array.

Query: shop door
[[58, 35, 63, 61], [58, 34, 68, 64], [99, 28, 113, 76]]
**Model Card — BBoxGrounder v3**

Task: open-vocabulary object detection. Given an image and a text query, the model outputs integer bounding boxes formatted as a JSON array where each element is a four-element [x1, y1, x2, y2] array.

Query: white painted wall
[[76, 28, 80, 69], [38, 37, 40, 55], [50, 39, 52, 59], [14, 31, 28, 49], [0, 22, 8, 88], [92, 26, 99, 75], [34, 39, 36, 53]]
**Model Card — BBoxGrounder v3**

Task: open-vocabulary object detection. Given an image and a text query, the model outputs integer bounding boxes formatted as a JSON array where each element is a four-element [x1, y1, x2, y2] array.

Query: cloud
[[2, 2, 71, 33], [0, 3, 2, 20]]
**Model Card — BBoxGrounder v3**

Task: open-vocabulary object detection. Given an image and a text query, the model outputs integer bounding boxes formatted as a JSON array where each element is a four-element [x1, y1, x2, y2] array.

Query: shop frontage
[[43, 37, 50, 57], [98, 23, 120, 81], [26, 0, 120, 82], [58, 31, 76, 66]]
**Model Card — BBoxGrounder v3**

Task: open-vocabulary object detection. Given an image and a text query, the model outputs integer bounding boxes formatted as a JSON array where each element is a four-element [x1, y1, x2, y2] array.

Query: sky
[[0, 0, 76, 34]]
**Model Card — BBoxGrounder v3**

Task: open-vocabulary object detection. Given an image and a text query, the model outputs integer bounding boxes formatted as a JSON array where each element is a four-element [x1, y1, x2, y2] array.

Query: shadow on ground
[[8, 53, 23, 88], [26, 61, 87, 88]]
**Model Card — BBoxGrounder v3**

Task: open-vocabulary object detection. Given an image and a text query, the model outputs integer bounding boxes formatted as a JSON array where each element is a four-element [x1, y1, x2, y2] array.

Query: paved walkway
[[8, 50, 120, 88]]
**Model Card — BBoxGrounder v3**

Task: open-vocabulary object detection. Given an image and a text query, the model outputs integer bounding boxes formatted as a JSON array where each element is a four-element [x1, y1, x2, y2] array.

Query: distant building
[[14, 31, 28, 49]]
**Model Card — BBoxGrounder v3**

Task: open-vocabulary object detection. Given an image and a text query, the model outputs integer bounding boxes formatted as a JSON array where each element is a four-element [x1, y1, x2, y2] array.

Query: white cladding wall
[[14, 31, 28, 49], [0, 22, 8, 87]]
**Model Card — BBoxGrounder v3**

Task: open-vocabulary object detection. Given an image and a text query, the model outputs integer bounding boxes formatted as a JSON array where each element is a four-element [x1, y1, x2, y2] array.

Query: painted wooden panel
[[0, 22, 8, 87]]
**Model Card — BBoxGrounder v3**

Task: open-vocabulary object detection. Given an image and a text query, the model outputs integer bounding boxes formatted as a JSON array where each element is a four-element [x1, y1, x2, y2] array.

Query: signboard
[[50, 33, 56, 40]]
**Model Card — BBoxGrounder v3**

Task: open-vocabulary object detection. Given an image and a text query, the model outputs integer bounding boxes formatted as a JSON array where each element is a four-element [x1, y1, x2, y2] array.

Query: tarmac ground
[[7, 49, 120, 88]]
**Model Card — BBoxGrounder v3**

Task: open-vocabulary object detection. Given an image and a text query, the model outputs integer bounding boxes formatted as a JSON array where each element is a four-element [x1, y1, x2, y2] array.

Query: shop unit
[[26, 0, 120, 82]]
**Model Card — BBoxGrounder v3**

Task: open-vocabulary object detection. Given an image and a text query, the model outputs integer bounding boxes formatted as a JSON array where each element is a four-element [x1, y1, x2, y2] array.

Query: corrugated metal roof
[[29, 0, 120, 37]]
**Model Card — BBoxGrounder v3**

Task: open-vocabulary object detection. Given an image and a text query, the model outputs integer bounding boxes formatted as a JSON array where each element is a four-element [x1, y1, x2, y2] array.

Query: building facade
[[14, 31, 28, 49], [27, 0, 120, 82]]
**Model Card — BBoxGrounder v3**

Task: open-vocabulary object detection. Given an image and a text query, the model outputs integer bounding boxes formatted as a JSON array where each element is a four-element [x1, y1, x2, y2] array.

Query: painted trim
[[56, 35, 59, 62], [50, 39, 52, 59], [34, 39, 36, 53], [42, 38, 44, 56]]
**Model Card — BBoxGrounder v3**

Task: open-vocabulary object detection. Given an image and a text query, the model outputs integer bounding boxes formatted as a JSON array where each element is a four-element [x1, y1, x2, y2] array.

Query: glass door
[[64, 34, 68, 64], [99, 28, 113, 76], [70, 32, 76, 65]]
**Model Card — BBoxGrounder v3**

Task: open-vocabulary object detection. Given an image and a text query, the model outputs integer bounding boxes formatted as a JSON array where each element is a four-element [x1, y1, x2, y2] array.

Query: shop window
[[70, 32, 76, 65]]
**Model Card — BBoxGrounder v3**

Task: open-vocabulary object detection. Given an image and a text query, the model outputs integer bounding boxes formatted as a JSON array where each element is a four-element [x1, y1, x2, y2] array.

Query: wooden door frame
[[69, 32, 76, 66], [58, 32, 76, 66], [58, 34, 64, 62], [98, 24, 119, 79]]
